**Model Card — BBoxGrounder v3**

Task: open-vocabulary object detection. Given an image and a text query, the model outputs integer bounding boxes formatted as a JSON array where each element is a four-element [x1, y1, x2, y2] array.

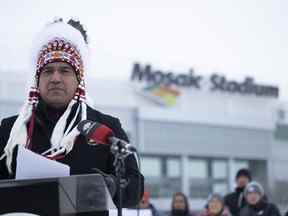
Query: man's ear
[[76, 73, 81, 84]]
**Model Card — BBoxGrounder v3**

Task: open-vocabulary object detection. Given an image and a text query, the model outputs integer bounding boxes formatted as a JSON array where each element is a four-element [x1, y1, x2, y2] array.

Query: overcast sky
[[1, 0, 288, 98]]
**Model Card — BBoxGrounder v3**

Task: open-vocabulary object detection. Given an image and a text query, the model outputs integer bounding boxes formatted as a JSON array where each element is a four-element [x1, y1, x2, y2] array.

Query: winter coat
[[224, 187, 247, 216], [0, 102, 144, 215], [239, 201, 281, 216]]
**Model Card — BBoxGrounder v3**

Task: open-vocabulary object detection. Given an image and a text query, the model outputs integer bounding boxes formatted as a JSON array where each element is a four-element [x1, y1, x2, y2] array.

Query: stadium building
[[1, 63, 288, 210]]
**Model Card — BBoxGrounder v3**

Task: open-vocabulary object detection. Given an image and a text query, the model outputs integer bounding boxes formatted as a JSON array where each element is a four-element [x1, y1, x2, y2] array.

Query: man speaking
[[0, 18, 143, 214]]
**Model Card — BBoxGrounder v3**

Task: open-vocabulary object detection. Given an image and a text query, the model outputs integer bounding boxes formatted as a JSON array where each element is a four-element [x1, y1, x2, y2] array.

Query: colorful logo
[[141, 84, 181, 107]]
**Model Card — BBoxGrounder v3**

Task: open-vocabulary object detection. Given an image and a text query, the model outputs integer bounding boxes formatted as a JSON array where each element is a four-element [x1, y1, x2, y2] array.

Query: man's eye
[[61, 69, 73, 74], [42, 69, 52, 74]]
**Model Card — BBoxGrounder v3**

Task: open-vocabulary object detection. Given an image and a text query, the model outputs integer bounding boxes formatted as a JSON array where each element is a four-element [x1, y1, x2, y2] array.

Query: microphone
[[77, 120, 137, 153]]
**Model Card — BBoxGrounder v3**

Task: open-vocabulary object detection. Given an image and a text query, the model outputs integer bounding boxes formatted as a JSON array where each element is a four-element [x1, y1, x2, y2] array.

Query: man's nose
[[50, 70, 62, 82]]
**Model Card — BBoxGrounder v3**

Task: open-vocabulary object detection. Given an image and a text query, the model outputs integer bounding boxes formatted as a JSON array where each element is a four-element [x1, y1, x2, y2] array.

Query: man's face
[[246, 192, 261, 205], [236, 176, 250, 188], [39, 61, 78, 108]]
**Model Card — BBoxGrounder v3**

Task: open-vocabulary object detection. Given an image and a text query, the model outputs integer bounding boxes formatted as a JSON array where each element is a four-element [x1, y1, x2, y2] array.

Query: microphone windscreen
[[77, 120, 114, 144]]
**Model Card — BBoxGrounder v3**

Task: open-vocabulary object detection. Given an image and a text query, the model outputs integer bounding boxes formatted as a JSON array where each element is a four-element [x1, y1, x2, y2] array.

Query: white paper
[[109, 209, 152, 216], [16, 146, 70, 180]]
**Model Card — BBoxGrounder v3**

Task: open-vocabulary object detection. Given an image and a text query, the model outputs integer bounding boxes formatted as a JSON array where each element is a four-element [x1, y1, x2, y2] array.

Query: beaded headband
[[35, 38, 86, 102], [36, 38, 84, 80]]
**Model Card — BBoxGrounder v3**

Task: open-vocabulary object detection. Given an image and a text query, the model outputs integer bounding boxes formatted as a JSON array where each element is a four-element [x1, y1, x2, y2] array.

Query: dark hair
[[236, 168, 252, 181], [171, 192, 190, 213], [67, 18, 88, 44]]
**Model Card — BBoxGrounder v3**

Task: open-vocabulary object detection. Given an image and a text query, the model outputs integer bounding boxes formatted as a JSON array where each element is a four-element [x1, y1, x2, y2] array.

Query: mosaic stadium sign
[[131, 63, 279, 98]]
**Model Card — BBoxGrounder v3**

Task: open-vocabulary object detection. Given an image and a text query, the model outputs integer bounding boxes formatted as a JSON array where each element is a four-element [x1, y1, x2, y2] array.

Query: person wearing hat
[[0, 18, 143, 213], [200, 193, 231, 216], [239, 181, 281, 216], [224, 168, 252, 216]]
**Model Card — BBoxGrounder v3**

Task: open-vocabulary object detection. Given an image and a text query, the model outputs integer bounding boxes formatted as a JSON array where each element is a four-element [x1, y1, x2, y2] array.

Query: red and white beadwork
[[35, 38, 86, 102]]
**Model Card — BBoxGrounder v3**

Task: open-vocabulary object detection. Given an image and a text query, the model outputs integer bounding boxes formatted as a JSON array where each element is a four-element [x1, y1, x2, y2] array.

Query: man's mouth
[[48, 88, 64, 91]]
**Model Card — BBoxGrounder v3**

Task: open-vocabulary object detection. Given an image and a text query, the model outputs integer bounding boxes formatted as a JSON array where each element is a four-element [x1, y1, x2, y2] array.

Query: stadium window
[[188, 159, 208, 179], [140, 155, 182, 198], [166, 157, 181, 178], [188, 158, 210, 198], [140, 156, 161, 178], [211, 159, 229, 195]]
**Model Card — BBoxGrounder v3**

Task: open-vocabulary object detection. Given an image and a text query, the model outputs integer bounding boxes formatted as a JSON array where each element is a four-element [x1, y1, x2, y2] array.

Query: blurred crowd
[[138, 169, 287, 216]]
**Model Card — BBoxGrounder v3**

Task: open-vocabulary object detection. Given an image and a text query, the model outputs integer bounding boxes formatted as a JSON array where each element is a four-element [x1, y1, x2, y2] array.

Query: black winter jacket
[[224, 187, 247, 216], [239, 201, 281, 216], [0, 102, 144, 215]]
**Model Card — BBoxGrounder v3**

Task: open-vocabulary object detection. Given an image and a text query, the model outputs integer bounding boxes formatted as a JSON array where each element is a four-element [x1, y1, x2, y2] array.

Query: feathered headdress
[[1, 18, 90, 173]]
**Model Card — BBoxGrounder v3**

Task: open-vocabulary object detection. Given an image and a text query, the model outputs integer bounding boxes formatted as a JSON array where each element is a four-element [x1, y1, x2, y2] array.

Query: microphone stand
[[111, 142, 131, 216]]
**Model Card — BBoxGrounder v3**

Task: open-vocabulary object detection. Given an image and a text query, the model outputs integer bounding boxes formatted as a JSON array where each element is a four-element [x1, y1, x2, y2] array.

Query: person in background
[[199, 193, 231, 216], [170, 192, 196, 216], [139, 191, 160, 216], [240, 181, 281, 216], [224, 168, 252, 216]]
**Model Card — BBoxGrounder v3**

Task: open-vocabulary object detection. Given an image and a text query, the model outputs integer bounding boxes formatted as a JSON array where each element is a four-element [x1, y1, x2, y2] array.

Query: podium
[[0, 174, 116, 215]]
